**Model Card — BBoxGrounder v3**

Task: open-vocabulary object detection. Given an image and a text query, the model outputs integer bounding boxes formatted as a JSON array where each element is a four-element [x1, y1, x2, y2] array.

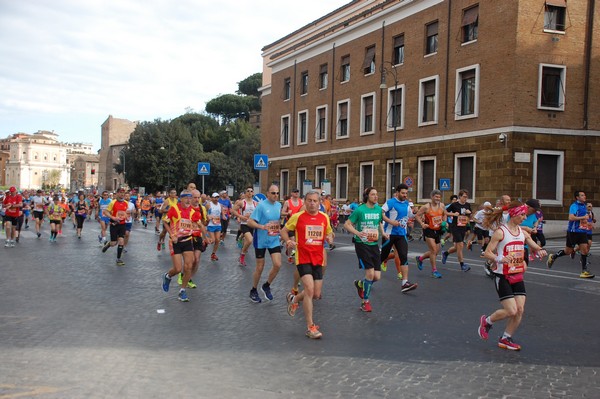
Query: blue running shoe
[[416, 256, 423, 271], [432, 270, 443, 278], [441, 251, 449, 265], [461, 263, 471, 272], [261, 283, 273, 301], [162, 273, 171, 292], [178, 289, 189, 302], [250, 288, 262, 303], [98, 234, 102, 243]]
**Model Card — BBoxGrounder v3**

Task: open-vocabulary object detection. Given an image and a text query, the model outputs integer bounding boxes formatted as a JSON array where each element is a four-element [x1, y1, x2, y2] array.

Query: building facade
[[259, 0, 599, 219], [97, 115, 137, 192], [70, 154, 100, 192]]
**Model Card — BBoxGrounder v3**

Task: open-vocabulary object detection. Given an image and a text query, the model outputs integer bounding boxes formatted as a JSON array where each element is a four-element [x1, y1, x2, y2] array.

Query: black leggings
[[76, 214, 86, 229]]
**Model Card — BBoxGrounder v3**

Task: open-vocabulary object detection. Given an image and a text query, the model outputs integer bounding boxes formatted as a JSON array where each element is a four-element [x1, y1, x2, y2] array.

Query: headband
[[180, 193, 192, 198], [508, 204, 528, 217]]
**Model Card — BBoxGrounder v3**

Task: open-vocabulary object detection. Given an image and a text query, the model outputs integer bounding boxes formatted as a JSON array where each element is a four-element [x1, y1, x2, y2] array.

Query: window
[[533, 150, 564, 205], [297, 111, 308, 144], [455, 64, 480, 119], [315, 105, 328, 142], [297, 168, 307, 195], [360, 162, 374, 194], [336, 100, 350, 138], [386, 159, 403, 200], [319, 64, 328, 90], [418, 157, 436, 203], [362, 46, 376, 75], [280, 170, 289, 197], [425, 22, 438, 55], [341, 55, 350, 82], [544, 1, 566, 32], [386, 85, 404, 130], [538, 64, 566, 110], [360, 93, 375, 135], [393, 35, 405, 65], [462, 5, 478, 43], [315, 166, 326, 188], [454, 153, 476, 200], [336, 164, 348, 200], [280, 115, 290, 147], [283, 78, 291, 100], [419, 76, 439, 125], [300, 71, 309, 95]]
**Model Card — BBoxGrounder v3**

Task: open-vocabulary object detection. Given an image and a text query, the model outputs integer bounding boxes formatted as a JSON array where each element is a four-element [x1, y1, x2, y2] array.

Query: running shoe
[[4, 240, 9, 247], [156, 241, 162, 251], [37, 233, 41, 238], [287, 297, 298, 317], [286, 292, 295, 304], [484, 261, 494, 278], [397, 272, 403, 280], [116, 259, 125, 266], [498, 336, 521, 351], [287, 256, 294, 264], [570, 251, 576, 260], [461, 263, 471, 272], [329, 243, 336, 251], [440, 238, 446, 247], [416, 256, 423, 271], [249, 288, 262, 303], [547, 254, 556, 268], [211, 253, 219, 261], [161, 242, 165, 250], [10, 240, 16, 247], [478, 315, 491, 340], [239, 253, 247, 266], [432, 270, 442, 278], [467, 241, 473, 251], [305, 324, 322, 339], [187, 279, 197, 289], [380, 261, 387, 272], [354, 280, 364, 299], [177, 273, 183, 286], [236, 237, 243, 249], [98, 234, 102, 243], [261, 283, 273, 301], [360, 301, 372, 312], [162, 273, 171, 292], [441, 251, 449, 264], [401, 281, 418, 293], [178, 289, 189, 302], [580, 270, 595, 279], [101, 242, 111, 253]]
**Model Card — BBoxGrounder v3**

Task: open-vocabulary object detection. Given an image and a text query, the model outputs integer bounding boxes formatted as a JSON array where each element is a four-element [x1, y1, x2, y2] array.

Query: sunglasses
[[270, 192, 279, 195], [246, 190, 254, 193]]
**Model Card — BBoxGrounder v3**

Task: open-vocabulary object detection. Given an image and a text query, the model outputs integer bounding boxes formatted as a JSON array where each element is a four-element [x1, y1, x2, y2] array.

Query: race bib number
[[364, 228, 378, 242], [431, 216, 442, 229], [580, 219, 589, 230], [305, 225, 324, 245], [505, 249, 525, 274], [266, 221, 281, 236], [211, 217, 221, 225], [457, 215, 469, 227], [178, 218, 193, 235], [116, 210, 127, 219]]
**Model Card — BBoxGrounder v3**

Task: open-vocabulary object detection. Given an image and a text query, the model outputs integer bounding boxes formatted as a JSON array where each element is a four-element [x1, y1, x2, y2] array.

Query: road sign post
[[198, 162, 210, 195], [254, 154, 268, 193]]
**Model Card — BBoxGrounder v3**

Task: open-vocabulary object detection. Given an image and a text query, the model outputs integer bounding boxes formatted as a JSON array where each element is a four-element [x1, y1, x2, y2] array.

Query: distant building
[[0, 150, 9, 186], [259, 0, 600, 219], [97, 115, 138, 192], [70, 154, 100, 192], [65, 142, 94, 155], [4, 131, 70, 190]]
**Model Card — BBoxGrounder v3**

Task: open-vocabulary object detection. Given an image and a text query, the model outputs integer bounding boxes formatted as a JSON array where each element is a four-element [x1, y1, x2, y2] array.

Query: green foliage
[[236, 73, 262, 97], [205, 94, 252, 123]]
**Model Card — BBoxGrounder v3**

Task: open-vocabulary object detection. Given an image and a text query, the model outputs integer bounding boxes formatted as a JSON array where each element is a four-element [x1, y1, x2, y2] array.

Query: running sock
[[363, 279, 373, 300], [502, 332, 511, 339], [486, 316, 493, 325], [117, 245, 123, 258], [554, 249, 566, 258], [401, 279, 408, 285], [581, 254, 588, 270], [460, 262, 465, 267]]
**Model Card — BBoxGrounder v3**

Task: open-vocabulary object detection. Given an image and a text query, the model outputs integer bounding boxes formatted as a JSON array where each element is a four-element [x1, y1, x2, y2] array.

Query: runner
[[157, 189, 179, 251], [441, 190, 472, 271], [140, 194, 152, 228], [281, 190, 333, 339], [478, 201, 547, 351], [74, 193, 90, 239], [179, 189, 208, 289], [415, 189, 448, 278], [232, 186, 257, 267], [246, 185, 283, 303], [161, 189, 203, 302], [547, 191, 595, 278], [218, 190, 232, 245], [153, 191, 164, 234], [96, 191, 112, 244], [206, 192, 224, 261], [380, 184, 418, 292], [31, 189, 47, 238], [123, 192, 137, 251], [345, 187, 388, 312], [101, 187, 130, 266], [21, 190, 31, 231], [3, 187, 23, 247], [47, 195, 65, 243]]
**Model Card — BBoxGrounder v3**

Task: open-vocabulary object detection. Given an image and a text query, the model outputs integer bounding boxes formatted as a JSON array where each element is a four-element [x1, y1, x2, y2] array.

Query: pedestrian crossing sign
[[197, 162, 210, 175], [439, 178, 451, 191], [254, 154, 269, 170]]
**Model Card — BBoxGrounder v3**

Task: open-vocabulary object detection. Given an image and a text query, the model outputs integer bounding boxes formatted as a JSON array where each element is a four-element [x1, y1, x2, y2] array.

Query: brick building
[[97, 115, 137, 192], [259, 0, 599, 218]]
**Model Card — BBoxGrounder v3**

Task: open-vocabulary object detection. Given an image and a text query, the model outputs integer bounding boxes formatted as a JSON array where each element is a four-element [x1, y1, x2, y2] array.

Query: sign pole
[[202, 175, 205, 195]]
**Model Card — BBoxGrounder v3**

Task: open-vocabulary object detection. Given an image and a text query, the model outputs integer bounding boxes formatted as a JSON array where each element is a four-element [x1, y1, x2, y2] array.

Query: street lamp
[[380, 62, 400, 193]]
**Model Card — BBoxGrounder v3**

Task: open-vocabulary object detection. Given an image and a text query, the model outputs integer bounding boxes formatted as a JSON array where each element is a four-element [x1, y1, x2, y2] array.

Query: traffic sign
[[197, 162, 210, 175], [439, 178, 451, 191], [254, 154, 268, 170], [253, 193, 267, 202], [403, 176, 414, 188]]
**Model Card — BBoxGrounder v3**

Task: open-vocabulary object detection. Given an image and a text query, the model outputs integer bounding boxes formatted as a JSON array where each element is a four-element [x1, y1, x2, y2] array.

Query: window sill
[[455, 113, 478, 121], [315, 138, 327, 143], [336, 135, 350, 140], [418, 120, 438, 127], [364, 72, 375, 77], [340, 80, 350, 84], [543, 29, 565, 35], [537, 106, 564, 112], [424, 52, 437, 58], [319, 87, 327, 91], [386, 126, 403, 132], [297, 142, 307, 146], [360, 131, 375, 136], [461, 39, 477, 46], [280, 144, 291, 149]]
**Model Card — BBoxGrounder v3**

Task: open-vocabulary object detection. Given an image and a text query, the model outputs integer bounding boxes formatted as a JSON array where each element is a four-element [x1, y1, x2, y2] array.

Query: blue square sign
[[254, 154, 268, 170], [439, 178, 451, 191], [197, 162, 210, 175]]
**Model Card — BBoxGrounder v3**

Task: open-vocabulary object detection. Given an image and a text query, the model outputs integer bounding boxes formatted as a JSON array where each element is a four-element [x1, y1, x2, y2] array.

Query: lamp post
[[380, 62, 400, 193]]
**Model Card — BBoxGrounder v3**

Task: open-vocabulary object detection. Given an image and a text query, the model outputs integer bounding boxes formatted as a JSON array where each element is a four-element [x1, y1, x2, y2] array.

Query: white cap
[[483, 201, 492, 207], [211, 192, 219, 198]]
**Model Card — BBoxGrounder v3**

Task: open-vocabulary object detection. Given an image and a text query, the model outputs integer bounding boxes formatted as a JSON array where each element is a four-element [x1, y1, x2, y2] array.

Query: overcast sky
[[0, 0, 348, 151]]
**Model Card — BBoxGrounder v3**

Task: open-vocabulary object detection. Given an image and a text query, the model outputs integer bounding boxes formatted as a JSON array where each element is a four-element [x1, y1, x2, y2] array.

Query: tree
[[205, 94, 253, 124], [237, 73, 262, 97]]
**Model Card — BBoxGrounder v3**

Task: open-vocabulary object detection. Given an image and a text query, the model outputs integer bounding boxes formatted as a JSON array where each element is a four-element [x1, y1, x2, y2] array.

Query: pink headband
[[508, 204, 528, 217]]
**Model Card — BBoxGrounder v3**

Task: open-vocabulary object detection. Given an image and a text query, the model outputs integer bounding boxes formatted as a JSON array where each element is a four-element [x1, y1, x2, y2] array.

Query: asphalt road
[[1, 220, 599, 398]]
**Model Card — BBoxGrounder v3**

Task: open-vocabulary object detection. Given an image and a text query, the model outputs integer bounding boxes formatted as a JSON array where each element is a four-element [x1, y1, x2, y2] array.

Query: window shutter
[[341, 55, 350, 66], [545, 0, 566, 7], [427, 22, 438, 36], [461, 6, 479, 26], [394, 35, 404, 47], [362, 47, 376, 69], [364, 97, 373, 116]]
